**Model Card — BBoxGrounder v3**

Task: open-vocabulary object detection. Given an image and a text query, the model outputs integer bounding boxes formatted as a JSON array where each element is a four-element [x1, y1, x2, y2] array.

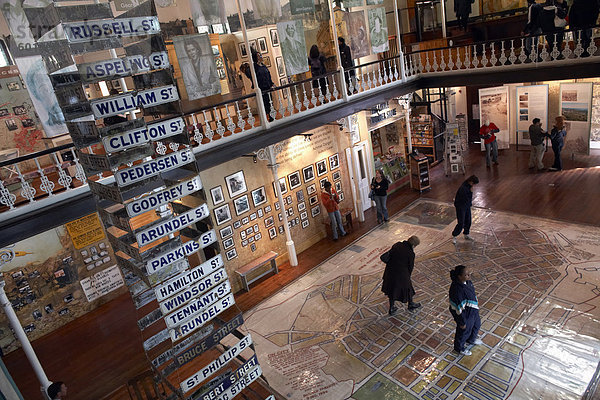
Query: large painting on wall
[[482, 0, 527, 15], [277, 20, 309, 76], [173, 34, 221, 100]]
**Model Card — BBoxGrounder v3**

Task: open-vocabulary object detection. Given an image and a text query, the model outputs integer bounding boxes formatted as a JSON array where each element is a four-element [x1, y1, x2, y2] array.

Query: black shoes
[[388, 306, 398, 315], [408, 302, 422, 310]]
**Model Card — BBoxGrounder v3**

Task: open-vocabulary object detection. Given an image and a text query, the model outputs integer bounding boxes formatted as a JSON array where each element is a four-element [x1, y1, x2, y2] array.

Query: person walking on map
[[451, 175, 479, 244], [381, 235, 422, 315], [449, 265, 483, 356]]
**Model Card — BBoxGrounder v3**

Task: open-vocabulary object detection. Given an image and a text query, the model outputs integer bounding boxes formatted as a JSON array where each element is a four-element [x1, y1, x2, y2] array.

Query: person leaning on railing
[[568, 0, 600, 56], [241, 51, 275, 122]]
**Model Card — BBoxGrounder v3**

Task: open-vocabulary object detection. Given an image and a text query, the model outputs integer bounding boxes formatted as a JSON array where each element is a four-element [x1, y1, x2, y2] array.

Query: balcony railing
[[1, 27, 599, 219]]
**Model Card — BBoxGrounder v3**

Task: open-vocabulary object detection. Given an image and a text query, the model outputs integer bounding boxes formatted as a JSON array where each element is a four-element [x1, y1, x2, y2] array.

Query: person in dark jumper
[[241, 50, 275, 121], [451, 175, 479, 244], [370, 169, 389, 223], [549, 115, 567, 171], [449, 265, 483, 356], [382, 235, 421, 315]]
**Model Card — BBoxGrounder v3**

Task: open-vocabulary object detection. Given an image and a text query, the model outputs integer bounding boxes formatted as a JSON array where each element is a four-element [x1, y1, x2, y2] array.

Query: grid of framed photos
[[211, 152, 344, 261]]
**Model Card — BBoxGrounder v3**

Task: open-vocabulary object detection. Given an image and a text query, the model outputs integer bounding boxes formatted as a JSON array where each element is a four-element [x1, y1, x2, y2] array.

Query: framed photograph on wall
[[222, 237, 234, 250], [319, 177, 328, 188], [285, 195, 292, 205], [225, 170, 247, 198], [246, 227, 254, 235], [264, 216, 274, 227], [210, 186, 225, 205], [242, 216, 249, 225], [278, 225, 284, 234], [302, 165, 315, 183], [249, 39, 258, 53], [279, 78, 288, 99], [251, 243, 257, 252], [233, 220, 242, 229], [253, 224, 259, 233], [274, 201, 281, 210], [300, 211, 308, 220], [239, 42, 248, 58], [250, 212, 257, 221], [242, 240, 248, 247], [272, 177, 287, 196], [258, 37, 268, 53], [258, 208, 264, 218], [288, 171, 301, 190], [255, 232, 262, 241], [226, 248, 237, 260], [311, 206, 321, 217], [248, 236, 255, 243], [240, 230, 247, 240], [329, 153, 340, 170], [335, 181, 342, 192], [276, 56, 285, 76], [214, 204, 232, 225], [332, 171, 341, 181], [219, 225, 233, 239], [265, 205, 272, 213], [339, 192, 345, 201], [270, 28, 279, 47], [268, 227, 277, 239], [297, 202, 306, 212], [296, 190, 305, 202], [251, 186, 267, 207], [234, 194, 251, 216], [262, 56, 271, 67], [316, 159, 327, 176], [309, 195, 318, 206], [306, 183, 317, 195], [302, 219, 309, 228]]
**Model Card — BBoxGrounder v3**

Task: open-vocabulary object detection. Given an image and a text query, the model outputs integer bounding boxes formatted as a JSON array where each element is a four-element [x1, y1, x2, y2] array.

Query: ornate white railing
[[403, 28, 599, 77]]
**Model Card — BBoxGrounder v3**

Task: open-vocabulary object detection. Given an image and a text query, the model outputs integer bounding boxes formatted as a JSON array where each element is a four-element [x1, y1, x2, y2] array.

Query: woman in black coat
[[382, 236, 421, 315]]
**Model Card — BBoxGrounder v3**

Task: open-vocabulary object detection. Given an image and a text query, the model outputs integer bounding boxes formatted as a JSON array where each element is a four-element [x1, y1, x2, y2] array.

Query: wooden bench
[[236, 251, 278, 291]]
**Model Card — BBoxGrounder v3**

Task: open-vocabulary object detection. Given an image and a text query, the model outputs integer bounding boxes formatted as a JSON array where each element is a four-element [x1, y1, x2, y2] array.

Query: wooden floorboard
[[4, 145, 600, 400]]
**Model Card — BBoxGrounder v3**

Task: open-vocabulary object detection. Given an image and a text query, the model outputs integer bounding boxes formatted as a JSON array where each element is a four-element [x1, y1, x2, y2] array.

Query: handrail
[[265, 69, 339, 93], [193, 92, 256, 114], [345, 54, 401, 72], [405, 23, 600, 55], [0, 143, 74, 168]]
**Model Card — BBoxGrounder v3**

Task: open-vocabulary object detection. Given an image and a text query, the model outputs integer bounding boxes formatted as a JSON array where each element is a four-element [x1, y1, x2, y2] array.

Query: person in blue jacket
[[549, 115, 567, 171], [449, 265, 483, 356], [451, 175, 479, 244]]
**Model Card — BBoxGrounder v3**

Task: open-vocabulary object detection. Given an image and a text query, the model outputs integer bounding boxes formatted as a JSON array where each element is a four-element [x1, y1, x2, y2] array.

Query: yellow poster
[[65, 213, 105, 249]]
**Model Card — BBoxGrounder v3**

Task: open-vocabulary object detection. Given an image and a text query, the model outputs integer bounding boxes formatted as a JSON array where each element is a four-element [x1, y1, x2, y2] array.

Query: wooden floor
[[4, 145, 600, 400]]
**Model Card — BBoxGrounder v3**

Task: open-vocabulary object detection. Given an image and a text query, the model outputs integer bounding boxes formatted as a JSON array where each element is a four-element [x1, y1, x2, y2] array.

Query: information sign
[[63, 16, 160, 43]]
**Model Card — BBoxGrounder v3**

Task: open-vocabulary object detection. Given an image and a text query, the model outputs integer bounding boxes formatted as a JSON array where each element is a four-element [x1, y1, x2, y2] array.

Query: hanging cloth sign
[[78, 52, 169, 82], [91, 85, 179, 119], [135, 203, 209, 247], [63, 16, 160, 43], [102, 116, 185, 153], [154, 254, 223, 302], [169, 292, 235, 342], [181, 334, 253, 393], [115, 148, 193, 187]]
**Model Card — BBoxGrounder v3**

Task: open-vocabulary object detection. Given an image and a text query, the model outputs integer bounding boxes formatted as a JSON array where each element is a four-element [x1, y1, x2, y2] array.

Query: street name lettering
[[63, 16, 160, 43], [91, 85, 179, 118], [181, 334, 253, 393], [216, 365, 262, 400], [103, 117, 185, 153], [143, 327, 170, 351], [151, 323, 214, 369], [164, 280, 230, 329], [174, 313, 244, 368], [160, 267, 227, 315], [136, 204, 209, 247], [199, 355, 259, 400], [115, 148, 193, 187], [155, 255, 223, 302], [128, 176, 201, 217], [78, 52, 169, 82], [146, 229, 215, 275], [170, 292, 235, 342]]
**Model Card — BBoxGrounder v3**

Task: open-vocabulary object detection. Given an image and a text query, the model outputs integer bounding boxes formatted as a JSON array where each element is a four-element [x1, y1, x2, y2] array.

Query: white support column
[[393, 0, 407, 80], [405, 107, 413, 153], [236, 0, 269, 128], [0, 281, 51, 399], [343, 116, 365, 223], [440, 0, 447, 38], [327, 0, 348, 100], [256, 145, 298, 266]]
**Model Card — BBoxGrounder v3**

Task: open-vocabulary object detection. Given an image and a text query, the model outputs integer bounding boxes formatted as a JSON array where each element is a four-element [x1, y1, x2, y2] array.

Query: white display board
[[560, 82, 593, 155], [479, 86, 510, 150], [80, 265, 124, 302], [516, 85, 549, 146]]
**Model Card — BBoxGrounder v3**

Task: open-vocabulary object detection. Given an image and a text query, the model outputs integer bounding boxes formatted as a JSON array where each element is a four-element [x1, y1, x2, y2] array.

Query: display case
[[407, 115, 436, 164], [409, 152, 430, 192]]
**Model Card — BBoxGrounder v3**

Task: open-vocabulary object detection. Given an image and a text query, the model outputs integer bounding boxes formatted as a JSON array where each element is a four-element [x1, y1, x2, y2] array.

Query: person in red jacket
[[479, 120, 499, 167], [321, 181, 346, 240]]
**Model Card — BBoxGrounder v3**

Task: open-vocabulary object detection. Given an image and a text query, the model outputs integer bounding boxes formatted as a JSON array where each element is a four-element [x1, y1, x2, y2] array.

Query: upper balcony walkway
[[1, 27, 600, 247]]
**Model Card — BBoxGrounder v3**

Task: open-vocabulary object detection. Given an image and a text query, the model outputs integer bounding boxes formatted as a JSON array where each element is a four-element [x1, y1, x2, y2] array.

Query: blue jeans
[[454, 311, 481, 352], [328, 210, 346, 239], [551, 143, 563, 170], [373, 195, 388, 222], [484, 140, 498, 166]]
